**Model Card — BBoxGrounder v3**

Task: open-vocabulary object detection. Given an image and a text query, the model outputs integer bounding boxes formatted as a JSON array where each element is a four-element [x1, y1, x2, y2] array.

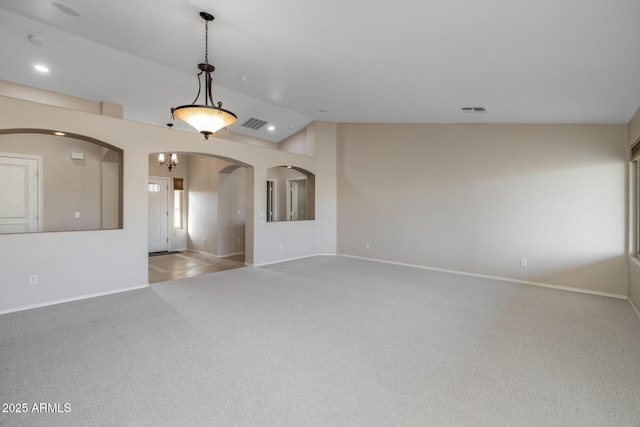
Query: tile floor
[[148, 251, 245, 284]]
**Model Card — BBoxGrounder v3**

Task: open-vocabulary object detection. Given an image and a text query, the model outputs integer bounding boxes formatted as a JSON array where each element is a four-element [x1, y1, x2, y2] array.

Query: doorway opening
[[148, 152, 252, 283], [286, 178, 307, 221], [266, 180, 276, 222]]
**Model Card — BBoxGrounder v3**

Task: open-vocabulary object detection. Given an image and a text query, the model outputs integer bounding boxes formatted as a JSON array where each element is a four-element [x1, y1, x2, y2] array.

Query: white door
[[289, 181, 298, 221], [148, 176, 169, 253], [0, 154, 41, 234], [286, 179, 307, 221]]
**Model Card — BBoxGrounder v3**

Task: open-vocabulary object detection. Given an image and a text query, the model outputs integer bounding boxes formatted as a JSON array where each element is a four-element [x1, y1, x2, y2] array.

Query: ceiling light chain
[[204, 16, 209, 66]]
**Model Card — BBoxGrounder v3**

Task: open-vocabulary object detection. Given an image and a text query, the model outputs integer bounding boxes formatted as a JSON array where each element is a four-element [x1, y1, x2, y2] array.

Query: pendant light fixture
[[171, 12, 237, 139]]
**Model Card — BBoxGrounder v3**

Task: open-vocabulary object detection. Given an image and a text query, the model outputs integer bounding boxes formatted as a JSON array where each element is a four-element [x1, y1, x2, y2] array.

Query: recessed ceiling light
[[286, 165, 292, 169], [240, 76, 247, 81], [267, 126, 275, 131], [34, 64, 49, 73], [52, 2, 81, 17], [53, 131, 65, 136]]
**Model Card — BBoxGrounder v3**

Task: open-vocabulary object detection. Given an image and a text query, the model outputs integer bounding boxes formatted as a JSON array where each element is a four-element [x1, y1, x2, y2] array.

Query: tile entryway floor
[[148, 251, 245, 284]]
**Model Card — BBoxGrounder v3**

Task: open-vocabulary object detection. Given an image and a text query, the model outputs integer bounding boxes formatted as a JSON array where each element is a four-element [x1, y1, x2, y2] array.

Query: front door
[[148, 176, 169, 253]]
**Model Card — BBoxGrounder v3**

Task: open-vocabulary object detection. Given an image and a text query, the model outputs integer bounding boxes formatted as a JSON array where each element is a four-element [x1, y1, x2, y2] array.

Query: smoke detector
[[28, 35, 44, 46]]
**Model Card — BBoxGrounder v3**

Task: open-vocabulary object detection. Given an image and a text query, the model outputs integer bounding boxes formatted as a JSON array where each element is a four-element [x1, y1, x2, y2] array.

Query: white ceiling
[[1, 0, 639, 142]]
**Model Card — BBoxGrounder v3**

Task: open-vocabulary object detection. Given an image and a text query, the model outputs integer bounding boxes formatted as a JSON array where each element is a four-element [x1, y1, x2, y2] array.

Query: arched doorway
[[148, 152, 252, 283]]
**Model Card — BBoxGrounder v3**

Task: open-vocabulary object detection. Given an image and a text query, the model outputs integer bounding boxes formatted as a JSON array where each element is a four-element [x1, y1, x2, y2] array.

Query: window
[[173, 190, 183, 229], [173, 178, 184, 229]]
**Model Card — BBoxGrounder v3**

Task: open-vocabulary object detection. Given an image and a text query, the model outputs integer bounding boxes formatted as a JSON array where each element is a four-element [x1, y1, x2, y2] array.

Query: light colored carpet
[[1, 256, 639, 426]]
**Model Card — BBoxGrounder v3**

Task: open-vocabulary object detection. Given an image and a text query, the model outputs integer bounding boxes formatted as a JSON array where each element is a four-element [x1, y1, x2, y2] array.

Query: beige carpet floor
[[1, 256, 639, 426]]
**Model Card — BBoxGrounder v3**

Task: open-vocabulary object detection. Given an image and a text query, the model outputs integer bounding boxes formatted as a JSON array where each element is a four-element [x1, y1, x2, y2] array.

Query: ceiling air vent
[[462, 106, 487, 113], [241, 117, 268, 130]]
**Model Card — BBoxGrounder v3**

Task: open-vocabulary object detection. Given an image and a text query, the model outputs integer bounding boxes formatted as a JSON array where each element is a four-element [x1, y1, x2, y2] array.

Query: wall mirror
[[0, 129, 123, 234], [266, 166, 315, 222]]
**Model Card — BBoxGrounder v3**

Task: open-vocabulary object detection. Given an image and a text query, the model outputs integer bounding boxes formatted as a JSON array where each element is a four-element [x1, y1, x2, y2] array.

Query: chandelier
[[171, 12, 237, 139], [159, 153, 178, 171]]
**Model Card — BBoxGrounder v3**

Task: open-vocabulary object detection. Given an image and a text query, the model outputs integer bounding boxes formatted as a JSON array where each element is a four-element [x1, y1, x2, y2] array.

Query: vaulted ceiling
[[1, 0, 639, 142]]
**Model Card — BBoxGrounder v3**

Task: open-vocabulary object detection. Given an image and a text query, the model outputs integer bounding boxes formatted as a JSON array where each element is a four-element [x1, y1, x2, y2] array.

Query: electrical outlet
[[279, 243, 284, 249], [520, 259, 527, 267], [365, 242, 370, 249], [237, 238, 241, 244], [29, 275, 38, 285]]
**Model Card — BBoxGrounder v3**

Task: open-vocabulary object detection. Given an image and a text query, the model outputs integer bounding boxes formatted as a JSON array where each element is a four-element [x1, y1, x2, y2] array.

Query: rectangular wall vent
[[461, 106, 487, 113], [241, 117, 268, 130]]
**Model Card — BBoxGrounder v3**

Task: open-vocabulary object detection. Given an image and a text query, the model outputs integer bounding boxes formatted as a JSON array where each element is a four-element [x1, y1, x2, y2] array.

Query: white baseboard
[[339, 254, 627, 300], [629, 298, 640, 321], [187, 249, 215, 257], [0, 284, 150, 316], [5, 254, 630, 315], [187, 249, 245, 259], [218, 252, 245, 258], [252, 253, 336, 267]]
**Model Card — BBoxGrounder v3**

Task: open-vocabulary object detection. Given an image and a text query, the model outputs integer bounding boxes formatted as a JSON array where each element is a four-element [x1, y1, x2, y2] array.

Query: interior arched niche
[[0, 129, 123, 234], [266, 166, 315, 222]]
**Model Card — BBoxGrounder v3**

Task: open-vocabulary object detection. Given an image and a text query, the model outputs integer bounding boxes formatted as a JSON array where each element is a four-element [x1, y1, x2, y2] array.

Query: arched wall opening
[[266, 165, 315, 222], [148, 152, 252, 265], [0, 128, 123, 234]]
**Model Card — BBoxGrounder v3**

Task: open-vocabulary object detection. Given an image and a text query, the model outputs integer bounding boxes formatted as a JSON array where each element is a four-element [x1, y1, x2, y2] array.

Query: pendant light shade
[[171, 12, 237, 139], [172, 105, 237, 138]]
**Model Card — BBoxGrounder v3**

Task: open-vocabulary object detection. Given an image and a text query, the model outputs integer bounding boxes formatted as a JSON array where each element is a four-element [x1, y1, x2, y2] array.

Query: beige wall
[[0, 95, 337, 313], [102, 149, 120, 229], [337, 123, 629, 296], [279, 128, 315, 156], [186, 155, 238, 256], [628, 107, 640, 314], [218, 166, 247, 256], [0, 80, 122, 118]]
